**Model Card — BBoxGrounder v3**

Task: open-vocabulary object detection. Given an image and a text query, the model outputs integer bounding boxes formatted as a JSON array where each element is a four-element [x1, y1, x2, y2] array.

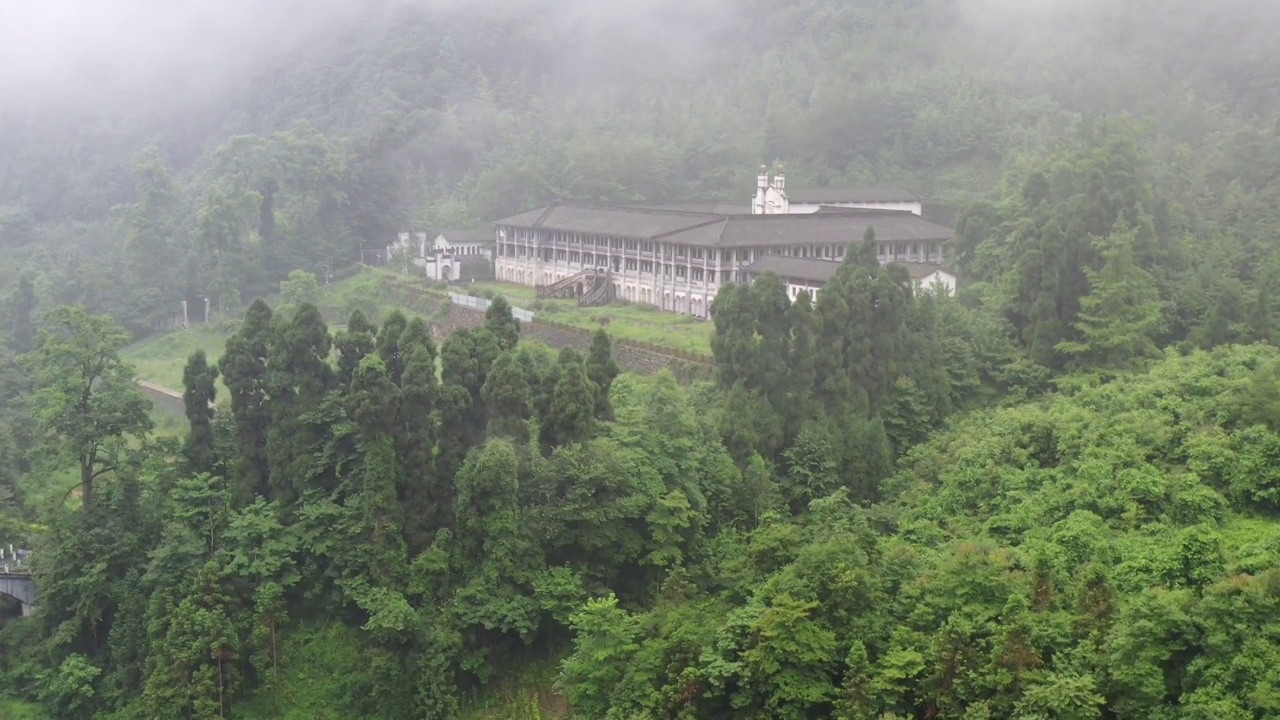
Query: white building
[[751, 167, 924, 216], [743, 255, 956, 301], [492, 200, 955, 318], [389, 228, 496, 282], [431, 228, 495, 260]]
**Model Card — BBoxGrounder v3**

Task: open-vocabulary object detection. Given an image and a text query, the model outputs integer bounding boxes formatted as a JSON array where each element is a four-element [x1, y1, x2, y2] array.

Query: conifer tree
[[265, 303, 334, 502], [539, 348, 597, 452], [710, 283, 758, 390], [482, 350, 534, 443], [585, 329, 620, 420], [376, 310, 410, 385], [5, 274, 37, 354], [400, 344, 442, 549], [785, 290, 819, 437], [484, 295, 521, 352], [1057, 224, 1164, 372], [335, 309, 378, 386], [749, 273, 791, 408], [220, 299, 273, 503], [182, 350, 219, 475]]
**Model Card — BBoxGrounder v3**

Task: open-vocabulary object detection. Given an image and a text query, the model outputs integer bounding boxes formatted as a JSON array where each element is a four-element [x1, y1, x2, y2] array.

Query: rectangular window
[[625, 258, 638, 271], [692, 248, 704, 260], [569, 251, 580, 263], [692, 267, 705, 281], [641, 260, 654, 273], [677, 265, 687, 278]]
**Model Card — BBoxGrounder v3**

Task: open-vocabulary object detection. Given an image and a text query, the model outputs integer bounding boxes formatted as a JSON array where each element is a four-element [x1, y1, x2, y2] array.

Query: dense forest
[[5, 0, 1280, 718]]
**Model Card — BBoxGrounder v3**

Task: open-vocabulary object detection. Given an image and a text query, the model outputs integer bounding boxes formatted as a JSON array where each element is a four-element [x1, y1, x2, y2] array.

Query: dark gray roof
[[787, 186, 923, 204], [624, 201, 752, 214], [671, 213, 954, 248], [494, 204, 723, 239], [438, 227, 494, 245], [744, 255, 842, 284], [492, 203, 953, 249]]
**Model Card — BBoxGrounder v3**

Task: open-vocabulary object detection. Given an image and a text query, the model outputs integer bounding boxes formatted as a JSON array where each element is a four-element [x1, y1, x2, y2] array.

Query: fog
[[0, 0, 734, 111]]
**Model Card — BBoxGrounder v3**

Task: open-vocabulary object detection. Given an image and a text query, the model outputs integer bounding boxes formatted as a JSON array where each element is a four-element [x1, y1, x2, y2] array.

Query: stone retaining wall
[[382, 284, 713, 381], [138, 382, 186, 415]]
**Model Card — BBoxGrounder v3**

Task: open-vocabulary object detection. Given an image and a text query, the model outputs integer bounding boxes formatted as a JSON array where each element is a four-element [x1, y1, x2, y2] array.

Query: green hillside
[[5, 0, 1280, 718]]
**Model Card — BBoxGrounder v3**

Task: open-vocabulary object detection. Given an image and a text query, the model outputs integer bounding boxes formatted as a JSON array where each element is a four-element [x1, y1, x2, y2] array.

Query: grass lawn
[[459, 281, 713, 355], [0, 698, 49, 720], [122, 324, 234, 392]]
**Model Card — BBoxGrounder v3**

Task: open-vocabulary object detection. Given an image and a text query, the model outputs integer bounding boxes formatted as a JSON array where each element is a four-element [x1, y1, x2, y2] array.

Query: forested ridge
[[5, 0, 1280, 717]]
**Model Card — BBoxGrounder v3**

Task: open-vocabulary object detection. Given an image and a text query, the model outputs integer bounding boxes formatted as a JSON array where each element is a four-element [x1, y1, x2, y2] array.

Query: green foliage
[[25, 306, 152, 505], [9, 2, 1280, 717]]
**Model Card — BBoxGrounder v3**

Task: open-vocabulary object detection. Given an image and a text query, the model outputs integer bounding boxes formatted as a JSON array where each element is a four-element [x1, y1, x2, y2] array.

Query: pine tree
[[400, 344, 442, 550], [182, 350, 219, 475], [5, 274, 37, 354], [785, 290, 818, 434], [376, 311, 410, 384], [1056, 224, 1164, 372], [220, 299, 273, 503], [585, 329, 620, 420], [749, 273, 791, 409], [539, 348, 597, 452], [265, 303, 334, 502], [335, 309, 378, 386], [485, 296, 521, 352], [482, 350, 534, 443]]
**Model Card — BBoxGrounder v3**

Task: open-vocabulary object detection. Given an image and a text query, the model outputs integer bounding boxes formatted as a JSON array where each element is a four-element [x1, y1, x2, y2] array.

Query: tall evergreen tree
[[220, 299, 274, 503], [400, 344, 442, 550], [335, 309, 378, 386], [485, 296, 521, 352], [1057, 224, 1165, 372], [539, 348, 597, 452], [376, 310, 410, 385], [265, 303, 334, 502], [182, 350, 220, 475], [5, 274, 37, 354], [785, 289, 819, 437], [482, 350, 534, 443], [586, 329, 620, 420]]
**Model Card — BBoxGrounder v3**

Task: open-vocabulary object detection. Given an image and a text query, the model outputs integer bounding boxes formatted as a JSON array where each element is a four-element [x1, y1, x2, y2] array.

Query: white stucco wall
[[789, 201, 923, 216], [918, 270, 957, 295]]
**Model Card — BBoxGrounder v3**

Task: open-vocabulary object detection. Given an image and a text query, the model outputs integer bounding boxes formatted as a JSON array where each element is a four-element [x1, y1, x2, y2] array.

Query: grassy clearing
[[459, 280, 714, 355], [0, 698, 49, 720], [119, 267, 409, 395], [122, 324, 235, 392]]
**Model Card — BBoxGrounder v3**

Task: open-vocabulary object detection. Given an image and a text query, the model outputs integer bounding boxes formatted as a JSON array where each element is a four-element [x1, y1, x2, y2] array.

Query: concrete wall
[[139, 382, 185, 415]]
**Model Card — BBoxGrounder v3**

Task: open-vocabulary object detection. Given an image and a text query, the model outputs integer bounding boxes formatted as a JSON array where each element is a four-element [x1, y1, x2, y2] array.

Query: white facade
[[917, 269, 957, 295], [433, 232, 494, 260], [788, 201, 923, 216], [751, 168, 924, 216]]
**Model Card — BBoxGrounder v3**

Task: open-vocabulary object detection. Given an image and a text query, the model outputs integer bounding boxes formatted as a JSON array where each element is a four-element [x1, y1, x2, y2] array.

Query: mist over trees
[[4, 0, 1280, 718]]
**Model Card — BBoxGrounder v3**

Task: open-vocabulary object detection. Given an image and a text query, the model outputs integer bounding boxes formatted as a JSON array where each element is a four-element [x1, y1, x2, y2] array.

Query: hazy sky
[[3, 0, 1275, 111], [0, 0, 742, 110]]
